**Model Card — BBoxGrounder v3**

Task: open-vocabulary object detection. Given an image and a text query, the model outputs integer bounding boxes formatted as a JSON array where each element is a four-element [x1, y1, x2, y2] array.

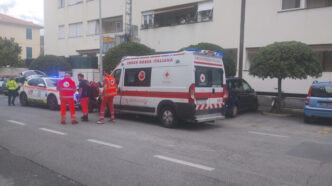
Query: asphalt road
[[0, 95, 332, 186]]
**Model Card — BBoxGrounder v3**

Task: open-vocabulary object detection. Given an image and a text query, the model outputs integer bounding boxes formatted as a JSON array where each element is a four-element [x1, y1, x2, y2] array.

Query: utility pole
[[125, 0, 132, 42], [238, 0, 246, 78], [98, 0, 103, 82]]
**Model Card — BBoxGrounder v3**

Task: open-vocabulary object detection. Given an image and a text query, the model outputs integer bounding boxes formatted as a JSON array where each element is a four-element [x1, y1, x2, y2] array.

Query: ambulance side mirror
[[37, 83, 46, 88]]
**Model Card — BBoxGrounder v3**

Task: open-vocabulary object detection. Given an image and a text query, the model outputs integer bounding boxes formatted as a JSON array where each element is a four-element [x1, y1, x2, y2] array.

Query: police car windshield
[[45, 79, 60, 87]]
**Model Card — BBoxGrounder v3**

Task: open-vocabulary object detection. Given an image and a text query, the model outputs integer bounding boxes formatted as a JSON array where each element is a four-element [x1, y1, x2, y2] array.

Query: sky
[[0, 0, 44, 26]]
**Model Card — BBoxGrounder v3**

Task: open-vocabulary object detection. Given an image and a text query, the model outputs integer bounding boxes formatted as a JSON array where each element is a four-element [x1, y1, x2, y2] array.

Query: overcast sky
[[0, 0, 44, 26]]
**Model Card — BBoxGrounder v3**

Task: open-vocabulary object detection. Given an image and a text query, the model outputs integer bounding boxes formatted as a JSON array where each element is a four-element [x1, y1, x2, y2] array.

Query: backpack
[[87, 81, 100, 98]]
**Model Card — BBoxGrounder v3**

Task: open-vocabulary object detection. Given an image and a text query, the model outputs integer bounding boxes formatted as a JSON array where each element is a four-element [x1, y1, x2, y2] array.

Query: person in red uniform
[[97, 73, 117, 124], [56, 72, 78, 125], [77, 73, 89, 121]]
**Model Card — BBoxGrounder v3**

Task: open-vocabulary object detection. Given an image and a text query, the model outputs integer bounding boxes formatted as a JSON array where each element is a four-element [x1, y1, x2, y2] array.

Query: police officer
[[56, 72, 78, 125], [6, 76, 18, 106], [97, 73, 117, 124]]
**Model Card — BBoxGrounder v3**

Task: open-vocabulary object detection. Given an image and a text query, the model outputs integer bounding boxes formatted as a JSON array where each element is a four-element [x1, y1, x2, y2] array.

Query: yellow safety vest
[[6, 80, 18, 90]]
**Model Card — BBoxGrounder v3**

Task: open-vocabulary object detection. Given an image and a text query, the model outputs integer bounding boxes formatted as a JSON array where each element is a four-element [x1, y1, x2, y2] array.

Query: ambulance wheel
[[47, 95, 59, 110], [20, 92, 29, 106], [159, 107, 178, 128]]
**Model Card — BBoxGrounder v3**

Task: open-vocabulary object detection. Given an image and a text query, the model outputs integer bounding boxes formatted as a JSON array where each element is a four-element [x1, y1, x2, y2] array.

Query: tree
[[103, 42, 155, 72], [249, 41, 322, 112], [29, 55, 72, 76], [0, 37, 25, 67], [180, 43, 236, 77]]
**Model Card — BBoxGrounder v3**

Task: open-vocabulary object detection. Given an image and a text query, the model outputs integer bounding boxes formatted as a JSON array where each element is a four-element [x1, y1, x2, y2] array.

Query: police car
[[19, 77, 62, 110], [110, 49, 228, 128]]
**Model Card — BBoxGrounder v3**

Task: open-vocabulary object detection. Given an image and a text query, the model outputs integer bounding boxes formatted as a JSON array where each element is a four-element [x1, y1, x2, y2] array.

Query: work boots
[[81, 115, 88, 122]]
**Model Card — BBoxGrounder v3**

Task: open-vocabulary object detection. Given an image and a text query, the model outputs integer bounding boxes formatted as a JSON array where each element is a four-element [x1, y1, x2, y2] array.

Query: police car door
[[112, 68, 123, 111]]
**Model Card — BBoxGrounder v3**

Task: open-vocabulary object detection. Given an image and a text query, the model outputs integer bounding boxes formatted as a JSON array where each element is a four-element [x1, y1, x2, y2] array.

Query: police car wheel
[[160, 107, 177, 128], [20, 92, 28, 106], [47, 95, 58, 110]]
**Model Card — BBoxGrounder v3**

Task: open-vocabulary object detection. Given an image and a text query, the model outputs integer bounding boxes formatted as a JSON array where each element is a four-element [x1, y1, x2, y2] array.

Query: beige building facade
[[0, 13, 42, 60], [44, 0, 332, 94]]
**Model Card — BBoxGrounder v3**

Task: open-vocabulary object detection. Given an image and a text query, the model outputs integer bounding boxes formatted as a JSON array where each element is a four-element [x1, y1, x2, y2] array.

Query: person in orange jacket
[[56, 72, 78, 125], [97, 73, 117, 124]]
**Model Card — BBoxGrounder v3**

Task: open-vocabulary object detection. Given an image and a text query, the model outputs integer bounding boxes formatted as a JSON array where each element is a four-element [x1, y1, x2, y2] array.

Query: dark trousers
[[8, 90, 16, 106]]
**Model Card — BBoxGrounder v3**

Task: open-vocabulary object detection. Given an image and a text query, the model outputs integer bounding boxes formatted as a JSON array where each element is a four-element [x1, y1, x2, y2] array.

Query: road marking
[[248, 131, 289, 138], [7, 120, 26, 126], [87, 139, 123, 149], [39, 128, 67, 135], [154, 155, 215, 171]]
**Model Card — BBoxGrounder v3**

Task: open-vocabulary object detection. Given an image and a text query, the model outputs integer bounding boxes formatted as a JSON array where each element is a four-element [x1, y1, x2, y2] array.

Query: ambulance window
[[113, 69, 121, 85], [195, 67, 223, 87], [124, 68, 151, 87]]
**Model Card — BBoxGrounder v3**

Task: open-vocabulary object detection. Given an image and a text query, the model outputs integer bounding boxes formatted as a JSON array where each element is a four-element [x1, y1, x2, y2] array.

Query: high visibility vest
[[104, 76, 117, 98], [57, 78, 76, 100], [6, 80, 18, 90]]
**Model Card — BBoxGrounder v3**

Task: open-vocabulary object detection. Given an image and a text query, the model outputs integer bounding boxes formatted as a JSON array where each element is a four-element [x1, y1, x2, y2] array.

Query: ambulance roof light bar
[[185, 48, 223, 57]]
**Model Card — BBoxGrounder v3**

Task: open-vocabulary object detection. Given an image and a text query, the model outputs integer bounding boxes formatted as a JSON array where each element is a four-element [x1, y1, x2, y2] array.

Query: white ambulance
[[111, 49, 228, 128]]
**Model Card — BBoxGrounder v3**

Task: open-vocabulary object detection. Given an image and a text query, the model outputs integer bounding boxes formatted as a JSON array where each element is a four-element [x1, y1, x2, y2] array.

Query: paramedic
[[56, 72, 78, 125], [78, 73, 89, 121], [97, 74, 117, 124]]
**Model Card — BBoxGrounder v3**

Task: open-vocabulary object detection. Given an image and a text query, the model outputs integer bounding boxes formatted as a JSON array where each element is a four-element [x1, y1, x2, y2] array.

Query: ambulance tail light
[[189, 83, 195, 104], [223, 85, 229, 101]]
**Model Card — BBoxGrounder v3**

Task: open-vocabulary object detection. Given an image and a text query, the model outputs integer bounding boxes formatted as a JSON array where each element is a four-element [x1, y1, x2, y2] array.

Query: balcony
[[141, 1, 213, 30]]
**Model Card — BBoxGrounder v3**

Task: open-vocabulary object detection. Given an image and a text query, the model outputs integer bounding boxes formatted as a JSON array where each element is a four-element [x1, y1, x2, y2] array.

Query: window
[[58, 0, 65, 8], [242, 81, 252, 92], [246, 49, 258, 70], [87, 20, 99, 35], [69, 22, 83, 38], [316, 51, 332, 72], [58, 25, 65, 39], [311, 85, 332, 98], [26, 47, 32, 59], [195, 66, 223, 87], [68, 0, 82, 6], [115, 22, 122, 32], [45, 79, 60, 88], [307, 0, 332, 8], [198, 1, 213, 22], [282, 0, 305, 9], [229, 80, 244, 92], [112, 69, 122, 85], [26, 28, 32, 40], [28, 79, 39, 86], [124, 68, 151, 87]]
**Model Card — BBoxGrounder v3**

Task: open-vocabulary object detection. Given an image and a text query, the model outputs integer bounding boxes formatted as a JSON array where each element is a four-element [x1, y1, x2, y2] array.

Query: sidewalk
[[0, 146, 82, 186]]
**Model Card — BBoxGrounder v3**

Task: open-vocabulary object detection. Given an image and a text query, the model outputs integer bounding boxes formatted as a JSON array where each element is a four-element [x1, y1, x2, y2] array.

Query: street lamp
[[98, 0, 103, 82]]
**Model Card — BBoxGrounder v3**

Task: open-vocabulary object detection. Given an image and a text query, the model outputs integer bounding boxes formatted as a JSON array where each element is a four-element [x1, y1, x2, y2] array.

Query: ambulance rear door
[[112, 68, 123, 112]]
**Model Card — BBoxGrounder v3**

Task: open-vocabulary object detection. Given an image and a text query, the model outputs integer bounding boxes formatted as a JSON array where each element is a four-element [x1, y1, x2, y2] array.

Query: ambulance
[[110, 49, 228, 128]]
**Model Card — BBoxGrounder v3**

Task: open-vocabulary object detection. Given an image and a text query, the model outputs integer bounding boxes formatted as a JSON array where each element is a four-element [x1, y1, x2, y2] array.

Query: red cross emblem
[[200, 74, 206, 83], [138, 71, 146, 81]]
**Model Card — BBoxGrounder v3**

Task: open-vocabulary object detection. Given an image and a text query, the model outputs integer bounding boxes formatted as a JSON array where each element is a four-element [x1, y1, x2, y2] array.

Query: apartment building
[[0, 13, 42, 60], [44, 0, 332, 94]]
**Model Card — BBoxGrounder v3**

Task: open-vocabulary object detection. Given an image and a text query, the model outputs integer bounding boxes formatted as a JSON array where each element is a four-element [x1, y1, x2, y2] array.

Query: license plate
[[321, 103, 332, 107], [197, 100, 207, 105]]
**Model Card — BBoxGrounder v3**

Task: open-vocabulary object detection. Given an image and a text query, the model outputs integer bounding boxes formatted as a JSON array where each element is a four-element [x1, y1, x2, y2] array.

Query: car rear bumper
[[304, 106, 332, 118]]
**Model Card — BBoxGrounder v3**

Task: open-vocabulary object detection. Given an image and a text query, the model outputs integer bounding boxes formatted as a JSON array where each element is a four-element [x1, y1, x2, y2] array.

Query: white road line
[[154, 155, 215, 171], [39, 128, 67, 135], [87, 139, 123, 149], [248, 131, 289, 138], [7, 120, 26, 126]]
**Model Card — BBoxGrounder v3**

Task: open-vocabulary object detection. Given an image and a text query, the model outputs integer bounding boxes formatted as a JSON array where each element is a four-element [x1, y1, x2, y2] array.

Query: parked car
[[225, 77, 258, 117], [0, 76, 10, 94], [16, 70, 46, 84], [304, 82, 332, 123], [0, 78, 9, 95]]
